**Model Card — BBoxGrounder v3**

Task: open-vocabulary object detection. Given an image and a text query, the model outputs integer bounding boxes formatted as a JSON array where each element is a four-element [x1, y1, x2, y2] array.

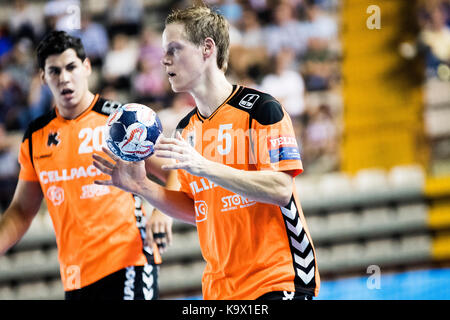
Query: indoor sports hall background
[[0, 0, 449, 300]]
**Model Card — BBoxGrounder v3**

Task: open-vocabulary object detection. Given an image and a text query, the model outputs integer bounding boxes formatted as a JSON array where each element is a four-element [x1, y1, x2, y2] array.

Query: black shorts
[[257, 291, 313, 300], [65, 264, 159, 300]]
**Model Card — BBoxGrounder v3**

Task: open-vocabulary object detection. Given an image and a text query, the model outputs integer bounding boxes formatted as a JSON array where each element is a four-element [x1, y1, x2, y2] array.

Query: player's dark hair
[[36, 31, 86, 70]]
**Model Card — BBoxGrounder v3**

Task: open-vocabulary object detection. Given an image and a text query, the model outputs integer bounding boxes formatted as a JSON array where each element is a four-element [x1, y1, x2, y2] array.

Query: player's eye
[[49, 68, 60, 75], [167, 44, 182, 56]]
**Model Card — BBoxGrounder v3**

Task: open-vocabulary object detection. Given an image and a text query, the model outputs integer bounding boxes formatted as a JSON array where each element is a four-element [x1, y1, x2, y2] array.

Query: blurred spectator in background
[[246, 0, 268, 12], [301, 53, 335, 91], [157, 93, 195, 138], [2, 38, 42, 129], [25, 72, 53, 124], [100, 85, 120, 102], [300, 1, 339, 91], [263, 1, 309, 58], [302, 104, 339, 173], [0, 123, 20, 212], [44, 0, 81, 33], [8, 0, 44, 44], [138, 27, 164, 67], [3, 39, 34, 97], [102, 33, 138, 89], [78, 12, 109, 67], [0, 68, 27, 131], [304, 2, 338, 51], [0, 25, 14, 64], [131, 27, 168, 104], [132, 57, 169, 105], [305, 1, 338, 43], [106, 0, 144, 38], [215, 0, 244, 46], [260, 47, 306, 120], [418, 4, 450, 77], [228, 4, 269, 87], [237, 7, 265, 49], [217, 0, 242, 24]]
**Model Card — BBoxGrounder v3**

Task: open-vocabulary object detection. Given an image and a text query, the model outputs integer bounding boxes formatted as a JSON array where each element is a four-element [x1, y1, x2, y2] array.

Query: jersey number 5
[[217, 124, 232, 155]]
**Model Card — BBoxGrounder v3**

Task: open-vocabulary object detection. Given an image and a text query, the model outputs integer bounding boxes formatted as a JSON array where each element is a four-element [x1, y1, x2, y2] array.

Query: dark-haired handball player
[[93, 4, 320, 300], [0, 31, 173, 300]]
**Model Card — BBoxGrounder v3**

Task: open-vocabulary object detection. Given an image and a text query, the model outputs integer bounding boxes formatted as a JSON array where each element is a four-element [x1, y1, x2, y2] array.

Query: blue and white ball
[[105, 103, 163, 161]]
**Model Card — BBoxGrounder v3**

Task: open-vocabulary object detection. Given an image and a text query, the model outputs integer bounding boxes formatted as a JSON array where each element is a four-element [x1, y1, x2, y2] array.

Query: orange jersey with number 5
[[176, 85, 320, 299]]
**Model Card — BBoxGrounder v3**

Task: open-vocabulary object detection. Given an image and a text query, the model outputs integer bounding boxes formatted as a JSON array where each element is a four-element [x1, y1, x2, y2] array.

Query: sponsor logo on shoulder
[[268, 136, 298, 149], [239, 94, 260, 109], [101, 100, 123, 115]]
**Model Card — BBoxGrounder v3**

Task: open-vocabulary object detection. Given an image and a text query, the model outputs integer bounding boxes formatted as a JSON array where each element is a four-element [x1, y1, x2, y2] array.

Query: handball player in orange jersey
[[0, 31, 173, 300], [93, 4, 320, 300]]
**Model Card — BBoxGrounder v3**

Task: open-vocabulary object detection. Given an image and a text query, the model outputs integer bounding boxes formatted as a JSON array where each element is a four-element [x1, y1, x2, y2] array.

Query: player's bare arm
[[0, 180, 43, 255], [93, 147, 196, 225], [156, 132, 293, 207], [144, 154, 175, 184], [146, 169, 178, 252]]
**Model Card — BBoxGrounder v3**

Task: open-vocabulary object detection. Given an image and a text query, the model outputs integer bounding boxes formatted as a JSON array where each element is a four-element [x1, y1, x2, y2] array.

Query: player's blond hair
[[165, 4, 230, 72]]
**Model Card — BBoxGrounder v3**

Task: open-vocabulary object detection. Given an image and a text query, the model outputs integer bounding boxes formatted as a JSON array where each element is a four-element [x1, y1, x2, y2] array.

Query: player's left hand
[[146, 209, 173, 254], [154, 131, 210, 176]]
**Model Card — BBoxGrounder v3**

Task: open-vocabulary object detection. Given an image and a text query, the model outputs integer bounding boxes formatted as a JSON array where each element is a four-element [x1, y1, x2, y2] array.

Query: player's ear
[[39, 69, 46, 85], [83, 57, 92, 76], [203, 37, 215, 60]]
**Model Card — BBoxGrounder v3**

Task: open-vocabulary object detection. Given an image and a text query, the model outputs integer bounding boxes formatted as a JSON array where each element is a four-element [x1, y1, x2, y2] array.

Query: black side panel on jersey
[[22, 109, 57, 169], [226, 86, 285, 126], [92, 97, 123, 116], [175, 108, 197, 132]]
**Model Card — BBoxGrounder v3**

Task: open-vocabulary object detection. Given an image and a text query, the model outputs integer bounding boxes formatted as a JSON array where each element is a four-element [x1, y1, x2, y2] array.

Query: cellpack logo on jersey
[[267, 135, 301, 163], [40, 165, 104, 184]]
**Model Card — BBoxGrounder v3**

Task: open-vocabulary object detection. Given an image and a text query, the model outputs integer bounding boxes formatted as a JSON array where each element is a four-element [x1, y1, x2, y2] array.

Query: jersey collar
[[196, 85, 240, 122], [55, 93, 100, 122]]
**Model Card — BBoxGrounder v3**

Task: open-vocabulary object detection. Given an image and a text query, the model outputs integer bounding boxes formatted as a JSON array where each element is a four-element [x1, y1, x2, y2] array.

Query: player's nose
[[161, 55, 172, 66], [59, 69, 70, 82]]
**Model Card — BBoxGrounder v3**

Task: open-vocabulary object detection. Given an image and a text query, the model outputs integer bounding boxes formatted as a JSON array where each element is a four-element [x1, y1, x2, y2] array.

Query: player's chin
[[59, 99, 78, 110], [169, 81, 188, 93], [170, 84, 182, 93]]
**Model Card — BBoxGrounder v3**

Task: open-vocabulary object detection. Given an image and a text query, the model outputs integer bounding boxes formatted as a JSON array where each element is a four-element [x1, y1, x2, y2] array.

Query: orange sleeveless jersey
[[176, 85, 320, 300], [18, 94, 160, 291]]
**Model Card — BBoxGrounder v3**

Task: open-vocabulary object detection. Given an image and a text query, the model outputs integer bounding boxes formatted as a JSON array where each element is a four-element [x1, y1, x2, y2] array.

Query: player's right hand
[[93, 147, 147, 195], [146, 209, 173, 254]]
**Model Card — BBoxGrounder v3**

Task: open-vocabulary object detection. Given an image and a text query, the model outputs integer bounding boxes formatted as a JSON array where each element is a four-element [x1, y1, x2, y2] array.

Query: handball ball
[[105, 103, 163, 161]]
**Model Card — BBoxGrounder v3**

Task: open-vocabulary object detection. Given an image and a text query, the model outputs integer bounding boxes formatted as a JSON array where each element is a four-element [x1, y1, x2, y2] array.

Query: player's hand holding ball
[[105, 103, 163, 161], [93, 103, 163, 194]]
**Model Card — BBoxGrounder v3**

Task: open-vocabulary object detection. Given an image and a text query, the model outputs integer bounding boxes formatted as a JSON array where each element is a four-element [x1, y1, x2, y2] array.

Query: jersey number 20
[[78, 126, 106, 154]]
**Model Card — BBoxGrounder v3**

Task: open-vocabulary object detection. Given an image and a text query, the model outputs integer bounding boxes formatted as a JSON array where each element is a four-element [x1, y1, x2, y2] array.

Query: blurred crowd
[[0, 0, 448, 211], [417, 0, 450, 79]]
